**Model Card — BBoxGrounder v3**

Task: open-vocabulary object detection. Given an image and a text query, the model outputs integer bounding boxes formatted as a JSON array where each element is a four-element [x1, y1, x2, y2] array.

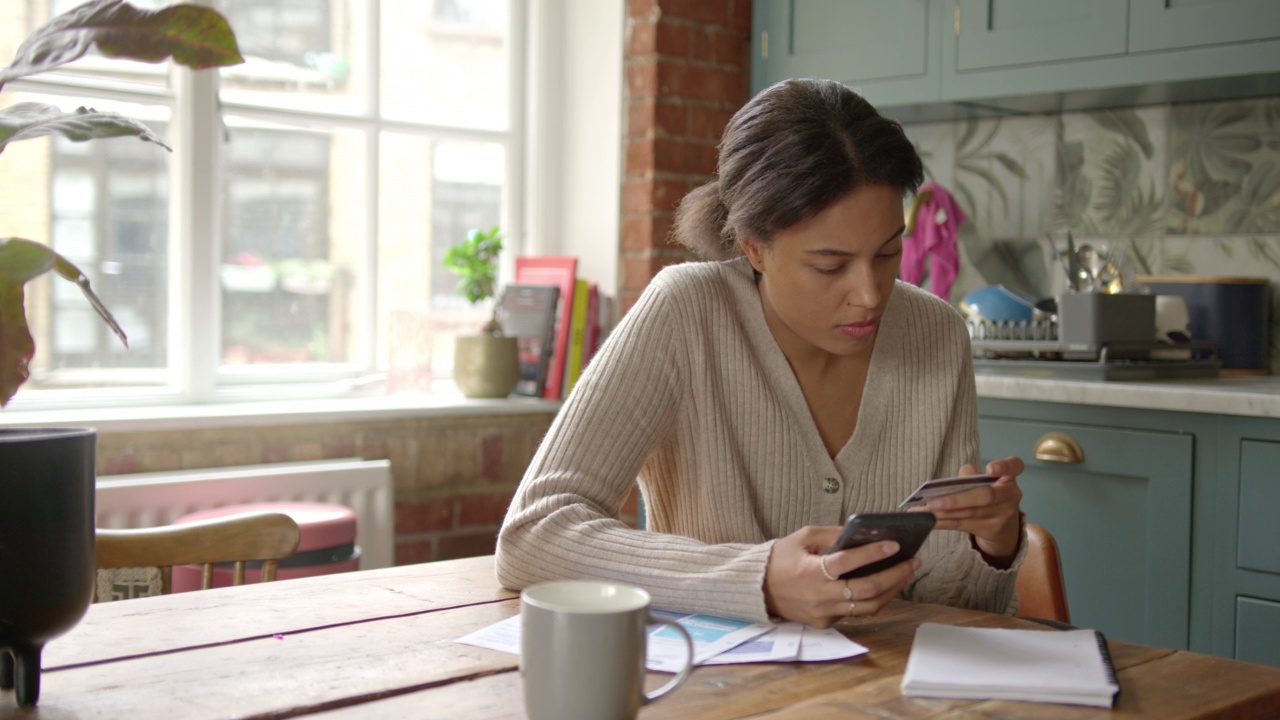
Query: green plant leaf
[[0, 102, 169, 153], [0, 282, 35, 408], [0, 0, 243, 89], [0, 238, 128, 407]]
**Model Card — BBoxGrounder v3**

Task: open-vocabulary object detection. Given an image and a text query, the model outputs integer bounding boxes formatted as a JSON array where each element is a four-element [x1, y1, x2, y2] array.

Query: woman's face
[[740, 184, 905, 364]]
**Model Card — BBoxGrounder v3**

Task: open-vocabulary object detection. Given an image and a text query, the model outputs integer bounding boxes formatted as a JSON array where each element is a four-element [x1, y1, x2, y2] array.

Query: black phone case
[[828, 512, 936, 579]]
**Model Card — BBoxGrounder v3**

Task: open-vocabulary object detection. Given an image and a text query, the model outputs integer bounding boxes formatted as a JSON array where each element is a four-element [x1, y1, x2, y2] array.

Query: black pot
[[0, 427, 96, 708]]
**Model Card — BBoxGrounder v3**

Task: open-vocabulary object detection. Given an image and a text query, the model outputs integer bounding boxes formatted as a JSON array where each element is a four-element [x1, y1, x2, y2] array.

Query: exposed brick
[[385, 435, 421, 491], [480, 433, 503, 484], [627, 98, 655, 138], [689, 25, 714, 63], [655, 58, 688, 97], [729, 0, 752, 34], [652, 137, 692, 174], [394, 539, 434, 566], [260, 445, 291, 463], [654, 100, 687, 137], [688, 105, 732, 141], [626, 139, 654, 175], [323, 437, 358, 459], [711, 27, 749, 66], [395, 498, 455, 534], [438, 531, 498, 561], [622, 214, 675, 252], [628, 0, 660, 22], [140, 448, 182, 472], [458, 492, 514, 527], [629, 18, 656, 56], [358, 435, 387, 460], [621, 176, 655, 213], [100, 450, 139, 476], [651, 177, 689, 214], [626, 58, 659, 98], [447, 429, 480, 486], [661, 0, 730, 25], [655, 21, 691, 58], [217, 443, 257, 468], [292, 442, 325, 462]]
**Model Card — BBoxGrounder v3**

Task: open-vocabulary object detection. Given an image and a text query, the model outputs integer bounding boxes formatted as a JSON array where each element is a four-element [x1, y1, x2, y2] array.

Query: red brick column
[[620, 0, 752, 312]]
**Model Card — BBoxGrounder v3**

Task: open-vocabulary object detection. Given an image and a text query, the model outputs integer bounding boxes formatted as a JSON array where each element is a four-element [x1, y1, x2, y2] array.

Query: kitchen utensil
[[961, 285, 1040, 324], [1066, 232, 1080, 292]]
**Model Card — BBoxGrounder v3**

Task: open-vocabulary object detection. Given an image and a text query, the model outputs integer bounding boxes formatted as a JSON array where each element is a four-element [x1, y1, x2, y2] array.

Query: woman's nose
[[843, 264, 881, 308]]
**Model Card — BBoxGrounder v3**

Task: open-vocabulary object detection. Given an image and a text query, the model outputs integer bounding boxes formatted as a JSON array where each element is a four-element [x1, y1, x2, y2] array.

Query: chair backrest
[[95, 511, 301, 602], [1015, 523, 1071, 625]]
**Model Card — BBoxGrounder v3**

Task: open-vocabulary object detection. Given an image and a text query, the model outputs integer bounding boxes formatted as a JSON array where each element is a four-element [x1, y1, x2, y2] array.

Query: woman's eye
[[814, 265, 843, 275], [877, 248, 904, 261]]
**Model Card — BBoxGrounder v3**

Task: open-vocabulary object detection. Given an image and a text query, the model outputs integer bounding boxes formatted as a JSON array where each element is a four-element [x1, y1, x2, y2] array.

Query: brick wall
[[89, 410, 649, 566], [620, 0, 752, 311]]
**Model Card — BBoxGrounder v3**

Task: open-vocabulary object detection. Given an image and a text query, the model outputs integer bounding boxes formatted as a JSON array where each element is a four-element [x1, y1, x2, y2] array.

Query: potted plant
[[0, 1, 242, 707], [443, 225, 518, 398]]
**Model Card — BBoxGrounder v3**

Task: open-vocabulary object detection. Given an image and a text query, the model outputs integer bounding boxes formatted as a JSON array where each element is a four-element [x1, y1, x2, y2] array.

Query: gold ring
[[819, 554, 838, 582]]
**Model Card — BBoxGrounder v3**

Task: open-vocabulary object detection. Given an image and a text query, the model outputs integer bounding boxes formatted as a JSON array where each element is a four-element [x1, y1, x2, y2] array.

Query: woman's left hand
[[921, 456, 1024, 562]]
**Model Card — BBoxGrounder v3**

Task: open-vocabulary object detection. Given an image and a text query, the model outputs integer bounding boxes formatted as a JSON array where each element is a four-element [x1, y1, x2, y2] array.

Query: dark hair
[[673, 78, 924, 260]]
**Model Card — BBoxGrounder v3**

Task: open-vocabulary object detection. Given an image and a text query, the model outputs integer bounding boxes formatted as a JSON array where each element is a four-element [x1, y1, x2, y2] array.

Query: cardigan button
[[822, 477, 840, 494]]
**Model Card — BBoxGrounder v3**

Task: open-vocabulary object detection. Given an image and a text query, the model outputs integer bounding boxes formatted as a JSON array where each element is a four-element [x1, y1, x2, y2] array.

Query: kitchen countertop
[[976, 373, 1280, 419]]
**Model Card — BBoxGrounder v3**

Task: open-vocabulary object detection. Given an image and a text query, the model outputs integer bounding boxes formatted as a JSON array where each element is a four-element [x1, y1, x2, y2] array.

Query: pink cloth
[[901, 182, 966, 302]]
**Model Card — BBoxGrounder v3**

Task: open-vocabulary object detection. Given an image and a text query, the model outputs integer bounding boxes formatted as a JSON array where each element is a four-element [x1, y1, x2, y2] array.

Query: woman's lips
[[838, 317, 879, 339]]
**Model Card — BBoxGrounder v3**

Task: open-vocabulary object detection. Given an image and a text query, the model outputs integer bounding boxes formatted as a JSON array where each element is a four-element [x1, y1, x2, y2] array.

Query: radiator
[[95, 458, 394, 570]]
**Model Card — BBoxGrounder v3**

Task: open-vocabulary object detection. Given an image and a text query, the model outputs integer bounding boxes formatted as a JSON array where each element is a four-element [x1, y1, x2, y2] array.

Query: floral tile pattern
[[1167, 98, 1280, 235], [903, 94, 1280, 371]]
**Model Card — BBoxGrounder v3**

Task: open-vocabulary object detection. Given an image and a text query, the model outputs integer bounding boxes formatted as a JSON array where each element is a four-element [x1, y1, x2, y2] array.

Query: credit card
[[899, 474, 999, 509]]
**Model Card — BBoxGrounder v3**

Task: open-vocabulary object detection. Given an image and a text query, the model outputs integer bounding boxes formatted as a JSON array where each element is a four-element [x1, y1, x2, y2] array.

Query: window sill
[[0, 393, 562, 434]]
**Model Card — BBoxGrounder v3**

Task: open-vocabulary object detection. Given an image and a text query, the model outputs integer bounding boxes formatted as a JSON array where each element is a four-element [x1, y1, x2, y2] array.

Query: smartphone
[[899, 473, 999, 509], [824, 512, 936, 579]]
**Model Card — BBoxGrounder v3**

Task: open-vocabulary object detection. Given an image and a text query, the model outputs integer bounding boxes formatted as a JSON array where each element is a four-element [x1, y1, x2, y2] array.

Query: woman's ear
[[738, 236, 767, 274]]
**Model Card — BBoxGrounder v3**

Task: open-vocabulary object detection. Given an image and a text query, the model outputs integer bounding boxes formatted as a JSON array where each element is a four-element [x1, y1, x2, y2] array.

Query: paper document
[[456, 609, 868, 670]]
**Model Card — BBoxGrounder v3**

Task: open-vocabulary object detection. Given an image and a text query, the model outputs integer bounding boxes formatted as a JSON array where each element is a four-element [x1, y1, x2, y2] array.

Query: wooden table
[[4, 555, 1279, 719]]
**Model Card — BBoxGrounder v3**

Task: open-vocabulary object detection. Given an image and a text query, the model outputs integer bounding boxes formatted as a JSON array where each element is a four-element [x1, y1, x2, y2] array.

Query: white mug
[[520, 581, 694, 720]]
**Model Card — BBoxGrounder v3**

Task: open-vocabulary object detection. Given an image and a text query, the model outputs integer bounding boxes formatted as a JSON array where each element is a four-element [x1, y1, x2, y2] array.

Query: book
[[581, 282, 600, 370], [514, 256, 578, 400], [498, 284, 560, 397], [900, 623, 1119, 708], [562, 279, 591, 397]]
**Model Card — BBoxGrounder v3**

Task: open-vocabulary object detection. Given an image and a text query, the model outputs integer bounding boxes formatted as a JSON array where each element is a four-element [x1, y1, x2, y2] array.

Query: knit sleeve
[[494, 270, 775, 621], [903, 325, 1025, 615]]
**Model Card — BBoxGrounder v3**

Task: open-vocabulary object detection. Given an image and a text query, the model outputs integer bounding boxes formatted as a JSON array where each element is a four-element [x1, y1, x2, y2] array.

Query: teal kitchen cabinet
[[954, 0, 1127, 71], [1210, 417, 1280, 667], [750, 0, 945, 108], [979, 400, 1198, 650], [1129, 0, 1280, 53], [752, 1, 1280, 117]]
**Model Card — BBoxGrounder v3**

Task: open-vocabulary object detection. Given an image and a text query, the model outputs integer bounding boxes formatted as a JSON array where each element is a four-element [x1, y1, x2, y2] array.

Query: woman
[[495, 78, 1026, 628]]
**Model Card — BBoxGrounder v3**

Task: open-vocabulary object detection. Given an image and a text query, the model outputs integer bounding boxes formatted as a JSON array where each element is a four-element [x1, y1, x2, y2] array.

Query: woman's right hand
[[762, 525, 920, 628]]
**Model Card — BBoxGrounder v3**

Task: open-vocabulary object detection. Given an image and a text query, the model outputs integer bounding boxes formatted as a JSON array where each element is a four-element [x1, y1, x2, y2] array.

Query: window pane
[[220, 120, 370, 369], [378, 132, 503, 392], [216, 0, 370, 116], [0, 89, 171, 389], [0, 1, 172, 90], [380, 0, 510, 130]]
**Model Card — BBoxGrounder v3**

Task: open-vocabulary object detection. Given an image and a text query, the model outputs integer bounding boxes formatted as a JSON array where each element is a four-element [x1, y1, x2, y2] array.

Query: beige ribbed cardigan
[[495, 257, 1023, 622]]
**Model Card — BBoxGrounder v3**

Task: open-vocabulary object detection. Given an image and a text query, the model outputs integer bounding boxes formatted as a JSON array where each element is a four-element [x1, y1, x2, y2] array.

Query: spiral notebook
[[900, 623, 1120, 708]]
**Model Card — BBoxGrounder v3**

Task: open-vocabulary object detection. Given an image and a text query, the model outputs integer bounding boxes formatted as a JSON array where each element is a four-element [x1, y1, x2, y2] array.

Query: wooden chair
[[95, 511, 301, 602], [1015, 523, 1072, 625]]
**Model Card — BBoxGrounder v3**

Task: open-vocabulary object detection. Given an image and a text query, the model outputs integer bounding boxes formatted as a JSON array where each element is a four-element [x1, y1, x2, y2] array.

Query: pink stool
[[170, 502, 361, 593]]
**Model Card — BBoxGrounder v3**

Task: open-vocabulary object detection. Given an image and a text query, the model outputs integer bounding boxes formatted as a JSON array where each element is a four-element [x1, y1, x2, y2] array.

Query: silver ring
[[842, 581, 853, 600], [848, 600, 857, 616], [819, 554, 838, 581]]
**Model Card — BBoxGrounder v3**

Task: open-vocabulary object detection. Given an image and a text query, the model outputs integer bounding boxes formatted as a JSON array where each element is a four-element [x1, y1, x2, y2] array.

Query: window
[[0, 0, 522, 408]]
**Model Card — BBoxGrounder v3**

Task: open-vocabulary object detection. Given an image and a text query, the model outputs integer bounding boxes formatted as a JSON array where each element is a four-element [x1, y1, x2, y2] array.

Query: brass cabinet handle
[[1033, 432, 1084, 464]]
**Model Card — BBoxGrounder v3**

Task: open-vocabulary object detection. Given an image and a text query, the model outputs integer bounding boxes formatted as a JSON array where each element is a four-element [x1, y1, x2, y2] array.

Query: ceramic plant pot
[[0, 427, 97, 708], [453, 335, 519, 399]]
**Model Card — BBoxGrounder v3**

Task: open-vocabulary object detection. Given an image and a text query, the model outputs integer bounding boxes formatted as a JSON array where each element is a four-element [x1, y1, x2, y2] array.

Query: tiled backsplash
[[903, 95, 1280, 373]]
